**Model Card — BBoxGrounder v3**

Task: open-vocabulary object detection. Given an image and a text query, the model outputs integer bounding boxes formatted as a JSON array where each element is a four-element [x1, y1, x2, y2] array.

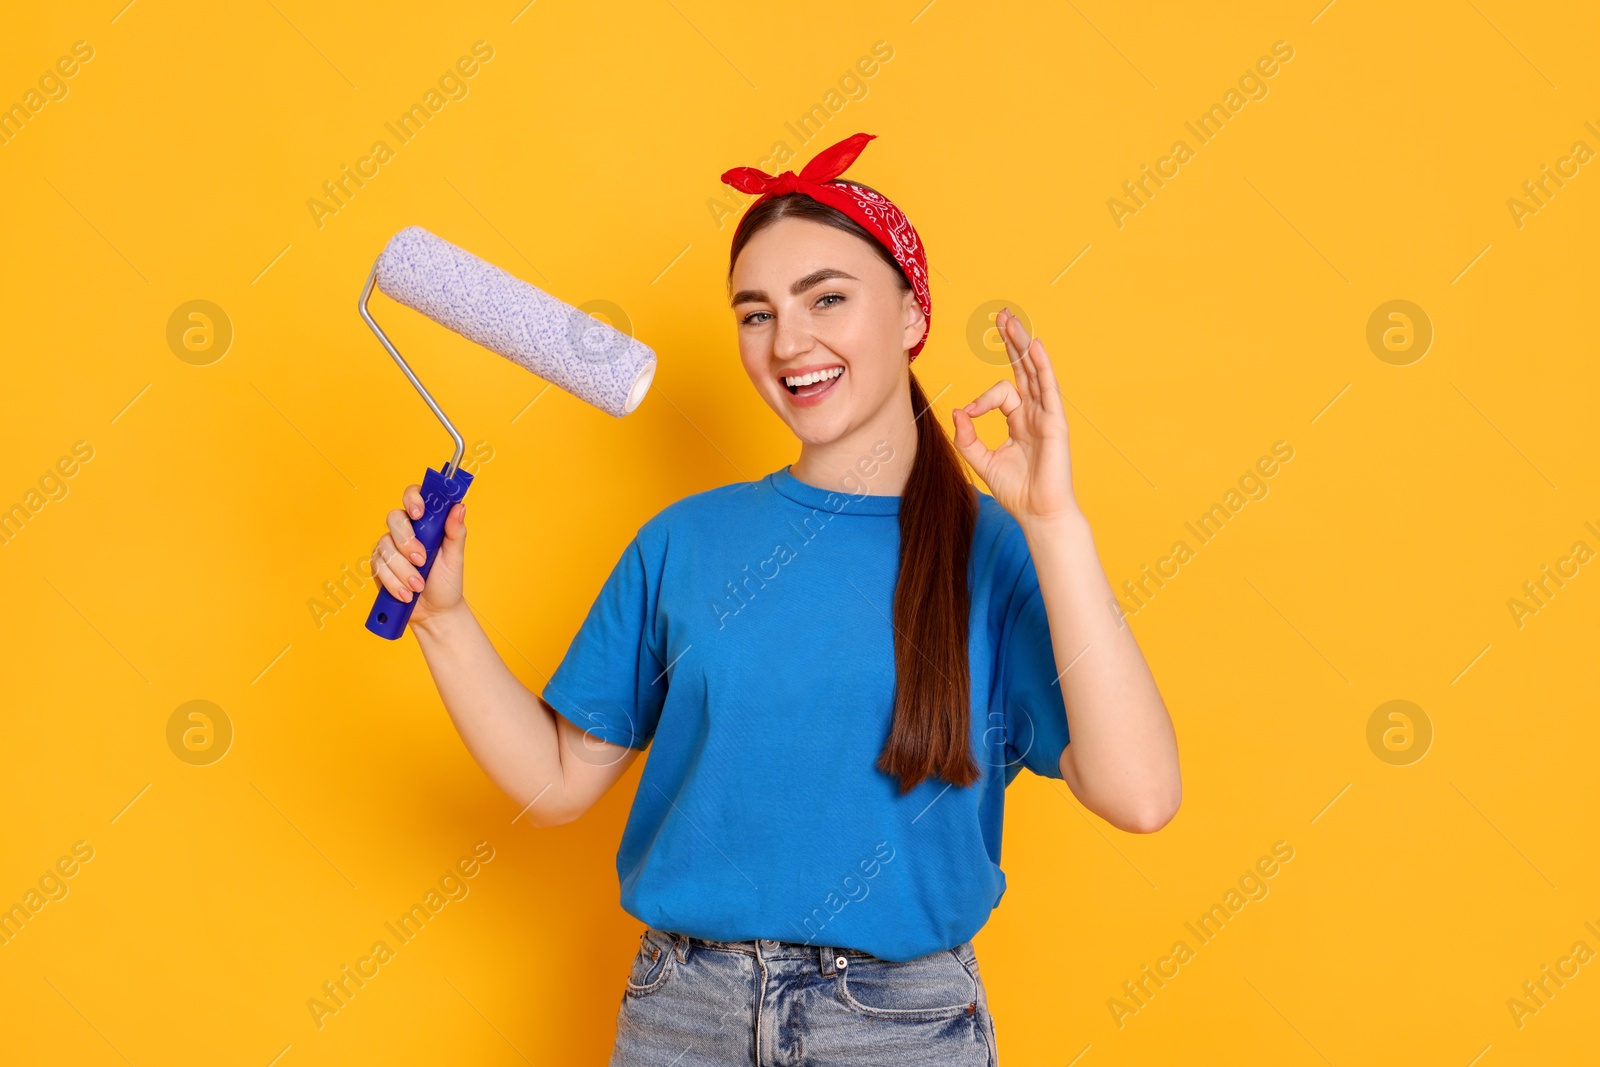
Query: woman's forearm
[[1021, 510, 1181, 832], [410, 602, 569, 825]]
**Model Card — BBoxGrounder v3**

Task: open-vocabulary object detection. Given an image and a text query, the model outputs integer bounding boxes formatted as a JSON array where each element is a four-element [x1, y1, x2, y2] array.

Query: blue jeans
[[610, 925, 998, 1065]]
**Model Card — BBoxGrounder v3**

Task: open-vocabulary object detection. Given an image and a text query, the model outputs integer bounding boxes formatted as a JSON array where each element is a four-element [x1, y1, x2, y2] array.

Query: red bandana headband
[[721, 132, 931, 362]]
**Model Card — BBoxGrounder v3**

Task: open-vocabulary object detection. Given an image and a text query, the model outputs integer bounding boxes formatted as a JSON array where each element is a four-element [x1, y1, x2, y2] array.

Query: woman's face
[[729, 216, 924, 446]]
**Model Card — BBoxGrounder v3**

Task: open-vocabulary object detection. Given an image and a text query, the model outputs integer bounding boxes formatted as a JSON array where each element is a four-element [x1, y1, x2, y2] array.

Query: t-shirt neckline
[[766, 464, 901, 516]]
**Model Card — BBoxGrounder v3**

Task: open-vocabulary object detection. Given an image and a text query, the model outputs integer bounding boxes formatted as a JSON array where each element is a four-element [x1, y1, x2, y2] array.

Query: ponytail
[[878, 371, 978, 793]]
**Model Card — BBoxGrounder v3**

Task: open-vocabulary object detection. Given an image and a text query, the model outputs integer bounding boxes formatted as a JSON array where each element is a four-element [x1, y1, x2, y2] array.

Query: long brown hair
[[727, 183, 980, 794]]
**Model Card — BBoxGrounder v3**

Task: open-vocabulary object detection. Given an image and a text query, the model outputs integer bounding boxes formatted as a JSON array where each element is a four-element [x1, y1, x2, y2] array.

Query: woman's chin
[[780, 410, 852, 446]]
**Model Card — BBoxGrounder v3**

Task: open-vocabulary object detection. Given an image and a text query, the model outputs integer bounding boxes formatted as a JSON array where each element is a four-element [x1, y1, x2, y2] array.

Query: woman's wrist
[[1018, 505, 1091, 543], [411, 600, 473, 643]]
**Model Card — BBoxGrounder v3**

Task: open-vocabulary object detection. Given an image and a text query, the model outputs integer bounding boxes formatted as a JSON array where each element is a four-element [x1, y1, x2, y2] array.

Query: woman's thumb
[[951, 408, 986, 467], [443, 502, 467, 541], [428, 501, 466, 587]]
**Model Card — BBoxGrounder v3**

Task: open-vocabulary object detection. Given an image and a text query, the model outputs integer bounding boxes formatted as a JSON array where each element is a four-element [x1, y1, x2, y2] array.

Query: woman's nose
[[772, 313, 812, 360]]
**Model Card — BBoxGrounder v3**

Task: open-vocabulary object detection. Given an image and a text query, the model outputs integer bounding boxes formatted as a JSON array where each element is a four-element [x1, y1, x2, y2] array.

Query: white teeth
[[784, 367, 843, 387]]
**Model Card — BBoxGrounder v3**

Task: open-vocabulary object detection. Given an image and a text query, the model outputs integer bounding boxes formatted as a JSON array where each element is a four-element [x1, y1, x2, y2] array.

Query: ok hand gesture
[[951, 309, 1081, 529]]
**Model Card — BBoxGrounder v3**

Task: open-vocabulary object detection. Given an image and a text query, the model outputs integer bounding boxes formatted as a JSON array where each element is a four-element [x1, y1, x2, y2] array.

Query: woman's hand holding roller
[[371, 485, 468, 629]]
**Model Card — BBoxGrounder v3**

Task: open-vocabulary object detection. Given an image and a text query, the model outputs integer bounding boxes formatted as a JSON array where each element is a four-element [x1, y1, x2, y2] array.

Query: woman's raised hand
[[951, 309, 1081, 529], [371, 484, 468, 628]]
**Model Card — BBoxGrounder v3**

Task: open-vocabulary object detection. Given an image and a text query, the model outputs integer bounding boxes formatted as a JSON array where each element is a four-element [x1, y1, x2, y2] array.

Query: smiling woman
[[382, 130, 1176, 1067], [563, 133, 1025, 1065]]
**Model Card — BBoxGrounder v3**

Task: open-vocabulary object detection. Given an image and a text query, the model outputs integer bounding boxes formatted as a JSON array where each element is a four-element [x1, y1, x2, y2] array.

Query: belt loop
[[673, 932, 690, 964]]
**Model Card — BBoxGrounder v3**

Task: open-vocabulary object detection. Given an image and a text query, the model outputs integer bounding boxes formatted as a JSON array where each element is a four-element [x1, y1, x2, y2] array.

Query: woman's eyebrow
[[730, 268, 859, 307]]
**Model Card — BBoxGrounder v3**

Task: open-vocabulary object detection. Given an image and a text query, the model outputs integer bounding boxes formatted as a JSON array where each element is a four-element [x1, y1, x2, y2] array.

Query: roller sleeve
[[374, 226, 656, 417]]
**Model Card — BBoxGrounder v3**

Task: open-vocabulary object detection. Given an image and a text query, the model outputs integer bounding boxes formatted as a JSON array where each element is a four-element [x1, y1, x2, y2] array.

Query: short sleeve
[[540, 535, 666, 751], [997, 543, 1071, 782]]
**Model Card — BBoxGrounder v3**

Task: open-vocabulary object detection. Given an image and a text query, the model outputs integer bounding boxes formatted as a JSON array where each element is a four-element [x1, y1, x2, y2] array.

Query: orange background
[[2, 1, 1597, 1063]]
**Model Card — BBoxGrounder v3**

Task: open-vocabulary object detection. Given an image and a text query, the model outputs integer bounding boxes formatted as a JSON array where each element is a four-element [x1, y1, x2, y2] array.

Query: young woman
[[370, 132, 1180, 1066]]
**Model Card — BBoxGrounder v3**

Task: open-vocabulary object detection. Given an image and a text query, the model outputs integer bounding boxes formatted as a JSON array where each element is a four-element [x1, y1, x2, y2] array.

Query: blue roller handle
[[367, 462, 474, 640]]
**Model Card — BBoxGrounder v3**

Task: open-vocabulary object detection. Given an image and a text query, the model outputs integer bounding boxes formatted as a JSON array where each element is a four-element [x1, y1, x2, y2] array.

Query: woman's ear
[[902, 289, 925, 349]]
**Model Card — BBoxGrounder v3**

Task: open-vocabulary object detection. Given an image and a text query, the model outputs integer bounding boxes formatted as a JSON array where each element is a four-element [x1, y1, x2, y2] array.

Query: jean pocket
[[625, 926, 677, 998], [833, 946, 979, 1022]]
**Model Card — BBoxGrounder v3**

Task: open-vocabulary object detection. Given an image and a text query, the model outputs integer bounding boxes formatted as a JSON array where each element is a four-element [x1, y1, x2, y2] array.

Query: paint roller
[[360, 225, 657, 640]]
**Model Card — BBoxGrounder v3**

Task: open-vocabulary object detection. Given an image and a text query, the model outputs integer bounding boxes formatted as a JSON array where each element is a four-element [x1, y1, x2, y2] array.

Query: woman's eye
[[740, 294, 841, 325]]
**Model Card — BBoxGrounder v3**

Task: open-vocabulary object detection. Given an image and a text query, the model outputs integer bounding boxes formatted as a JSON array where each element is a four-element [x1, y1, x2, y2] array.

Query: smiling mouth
[[783, 366, 845, 396]]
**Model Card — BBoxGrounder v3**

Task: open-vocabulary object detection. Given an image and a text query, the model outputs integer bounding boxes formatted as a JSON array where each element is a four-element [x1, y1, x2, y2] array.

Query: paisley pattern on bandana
[[721, 133, 932, 361]]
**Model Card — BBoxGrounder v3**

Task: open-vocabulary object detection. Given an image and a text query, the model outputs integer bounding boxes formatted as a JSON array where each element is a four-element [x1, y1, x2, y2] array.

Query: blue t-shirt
[[540, 463, 1071, 961]]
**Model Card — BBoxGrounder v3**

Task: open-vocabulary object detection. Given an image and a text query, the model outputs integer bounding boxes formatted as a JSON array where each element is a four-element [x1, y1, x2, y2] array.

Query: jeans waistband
[[646, 926, 878, 976]]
